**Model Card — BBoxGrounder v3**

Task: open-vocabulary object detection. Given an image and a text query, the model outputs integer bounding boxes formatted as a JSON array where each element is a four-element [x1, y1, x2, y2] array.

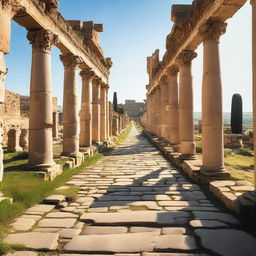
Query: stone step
[[64, 232, 198, 253], [80, 211, 189, 225]]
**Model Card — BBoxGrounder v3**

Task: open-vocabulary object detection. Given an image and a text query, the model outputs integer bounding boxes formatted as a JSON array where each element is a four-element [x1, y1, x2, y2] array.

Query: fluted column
[[27, 30, 58, 169], [177, 50, 197, 159], [251, 0, 256, 187], [199, 20, 229, 176], [167, 66, 179, 144], [160, 76, 169, 139], [100, 84, 107, 141], [80, 70, 94, 147], [92, 77, 101, 143], [60, 53, 81, 157]]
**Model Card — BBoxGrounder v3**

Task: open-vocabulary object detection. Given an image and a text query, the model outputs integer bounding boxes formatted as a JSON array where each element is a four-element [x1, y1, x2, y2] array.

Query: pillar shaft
[[60, 54, 81, 156], [106, 86, 110, 140], [177, 51, 197, 158], [251, 0, 256, 187], [27, 30, 57, 168], [199, 20, 227, 173], [100, 85, 107, 141], [167, 66, 179, 144], [160, 77, 168, 139], [92, 78, 101, 143], [155, 87, 161, 136], [80, 70, 94, 147], [52, 112, 58, 138]]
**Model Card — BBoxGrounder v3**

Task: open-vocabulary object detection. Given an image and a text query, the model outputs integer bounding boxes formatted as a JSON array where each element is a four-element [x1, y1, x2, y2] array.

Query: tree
[[231, 93, 243, 134], [113, 92, 118, 112]]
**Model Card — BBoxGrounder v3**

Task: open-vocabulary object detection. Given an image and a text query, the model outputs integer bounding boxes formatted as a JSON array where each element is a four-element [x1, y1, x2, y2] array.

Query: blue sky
[[5, 0, 252, 112]]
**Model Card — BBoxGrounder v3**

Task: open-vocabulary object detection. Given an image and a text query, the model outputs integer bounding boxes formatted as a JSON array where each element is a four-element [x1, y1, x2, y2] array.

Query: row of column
[[146, 19, 229, 177], [0, 28, 110, 173]]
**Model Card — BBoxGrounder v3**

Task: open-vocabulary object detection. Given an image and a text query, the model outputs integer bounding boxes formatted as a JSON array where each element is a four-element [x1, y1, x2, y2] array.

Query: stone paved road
[[4, 124, 256, 256]]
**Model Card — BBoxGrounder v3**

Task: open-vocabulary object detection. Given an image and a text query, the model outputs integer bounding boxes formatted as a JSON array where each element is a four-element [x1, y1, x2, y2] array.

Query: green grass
[[0, 153, 103, 241], [114, 122, 132, 145], [134, 122, 143, 132], [0, 242, 26, 255]]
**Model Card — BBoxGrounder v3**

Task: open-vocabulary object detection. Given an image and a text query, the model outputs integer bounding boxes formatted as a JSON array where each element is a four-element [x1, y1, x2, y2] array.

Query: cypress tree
[[231, 93, 243, 134], [113, 92, 118, 112]]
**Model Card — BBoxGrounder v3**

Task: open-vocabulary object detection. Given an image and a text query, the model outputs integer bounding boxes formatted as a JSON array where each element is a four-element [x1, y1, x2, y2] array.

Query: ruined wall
[[120, 100, 145, 119]]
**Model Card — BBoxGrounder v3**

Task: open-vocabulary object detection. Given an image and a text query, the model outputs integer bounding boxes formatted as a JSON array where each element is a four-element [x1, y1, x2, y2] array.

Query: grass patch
[[114, 122, 132, 145], [0, 153, 103, 239], [53, 186, 80, 202], [129, 205, 148, 211], [0, 242, 26, 255], [134, 122, 143, 132]]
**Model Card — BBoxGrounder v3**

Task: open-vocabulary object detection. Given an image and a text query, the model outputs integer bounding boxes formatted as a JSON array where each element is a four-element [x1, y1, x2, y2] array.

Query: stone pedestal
[[177, 50, 197, 159], [27, 30, 57, 171], [92, 78, 101, 143], [80, 70, 94, 147], [167, 66, 179, 144], [60, 53, 81, 158], [100, 84, 107, 141], [20, 129, 29, 152], [52, 112, 58, 138], [199, 20, 229, 177]]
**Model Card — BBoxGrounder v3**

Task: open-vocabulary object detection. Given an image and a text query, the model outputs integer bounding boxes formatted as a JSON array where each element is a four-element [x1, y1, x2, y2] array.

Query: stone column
[[152, 90, 157, 134], [251, 0, 256, 187], [106, 85, 110, 140], [27, 30, 57, 170], [109, 101, 113, 137], [155, 86, 161, 136], [177, 50, 197, 159], [60, 53, 81, 157], [199, 20, 229, 177], [52, 112, 58, 138], [100, 84, 107, 141], [160, 76, 168, 139], [167, 66, 179, 144], [92, 77, 101, 143], [79, 70, 94, 147], [0, 4, 16, 181]]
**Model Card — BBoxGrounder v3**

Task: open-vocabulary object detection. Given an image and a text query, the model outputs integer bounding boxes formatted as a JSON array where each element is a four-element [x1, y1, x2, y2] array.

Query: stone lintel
[[171, 5, 192, 27]]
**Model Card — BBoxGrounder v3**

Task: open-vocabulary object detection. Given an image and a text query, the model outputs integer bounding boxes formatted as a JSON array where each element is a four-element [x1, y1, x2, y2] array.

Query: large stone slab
[[26, 204, 55, 214], [4, 232, 59, 250], [38, 218, 76, 228], [195, 229, 256, 256], [80, 211, 188, 225], [190, 220, 229, 228], [6, 252, 38, 256], [192, 211, 240, 225], [46, 212, 77, 218], [11, 218, 36, 231], [155, 235, 198, 250], [82, 226, 128, 235], [64, 232, 159, 253], [43, 194, 66, 204]]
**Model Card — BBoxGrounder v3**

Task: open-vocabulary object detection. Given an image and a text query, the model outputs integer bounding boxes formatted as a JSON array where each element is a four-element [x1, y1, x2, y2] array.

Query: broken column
[[20, 129, 29, 152], [7, 127, 22, 152]]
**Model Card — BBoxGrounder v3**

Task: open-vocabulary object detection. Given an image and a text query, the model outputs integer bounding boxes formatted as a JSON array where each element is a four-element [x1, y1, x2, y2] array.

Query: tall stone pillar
[[52, 112, 58, 138], [80, 70, 94, 147], [160, 76, 168, 139], [92, 78, 101, 143], [155, 86, 161, 136], [0, 3, 15, 181], [106, 85, 110, 140], [60, 53, 81, 157], [167, 66, 179, 144], [27, 30, 57, 170], [251, 0, 256, 187], [152, 90, 157, 134], [199, 20, 229, 177], [177, 50, 197, 159], [100, 84, 107, 141]]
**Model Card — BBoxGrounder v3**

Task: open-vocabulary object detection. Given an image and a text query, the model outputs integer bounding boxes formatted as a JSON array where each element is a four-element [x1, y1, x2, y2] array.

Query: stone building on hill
[[120, 100, 145, 119]]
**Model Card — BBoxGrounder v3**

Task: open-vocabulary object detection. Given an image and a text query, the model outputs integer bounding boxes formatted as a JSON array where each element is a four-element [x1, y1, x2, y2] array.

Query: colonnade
[[0, 1, 113, 179], [145, 18, 232, 180]]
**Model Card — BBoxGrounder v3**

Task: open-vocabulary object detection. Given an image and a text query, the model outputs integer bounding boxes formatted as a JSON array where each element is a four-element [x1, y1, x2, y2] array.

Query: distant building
[[119, 100, 145, 119]]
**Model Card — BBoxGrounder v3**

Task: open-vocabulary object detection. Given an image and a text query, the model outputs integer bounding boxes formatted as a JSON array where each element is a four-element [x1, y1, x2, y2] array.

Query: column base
[[61, 152, 84, 166], [27, 162, 63, 181], [199, 166, 231, 183], [180, 154, 197, 161]]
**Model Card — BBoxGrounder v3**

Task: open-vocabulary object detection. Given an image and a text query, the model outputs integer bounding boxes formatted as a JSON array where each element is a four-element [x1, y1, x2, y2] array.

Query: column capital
[[80, 69, 95, 81], [167, 65, 179, 76], [60, 53, 82, 68], [160, 75, 168, 85], [177, 50, 197, 66], [93, 76, 102, 87], [27, 29, 58, 53], [1, 0, 21, 17], [199, 20, 227, 41]]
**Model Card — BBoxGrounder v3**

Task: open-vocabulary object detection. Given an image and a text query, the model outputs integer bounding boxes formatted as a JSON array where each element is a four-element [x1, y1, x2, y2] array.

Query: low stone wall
[[143, 130, 256, 222]]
